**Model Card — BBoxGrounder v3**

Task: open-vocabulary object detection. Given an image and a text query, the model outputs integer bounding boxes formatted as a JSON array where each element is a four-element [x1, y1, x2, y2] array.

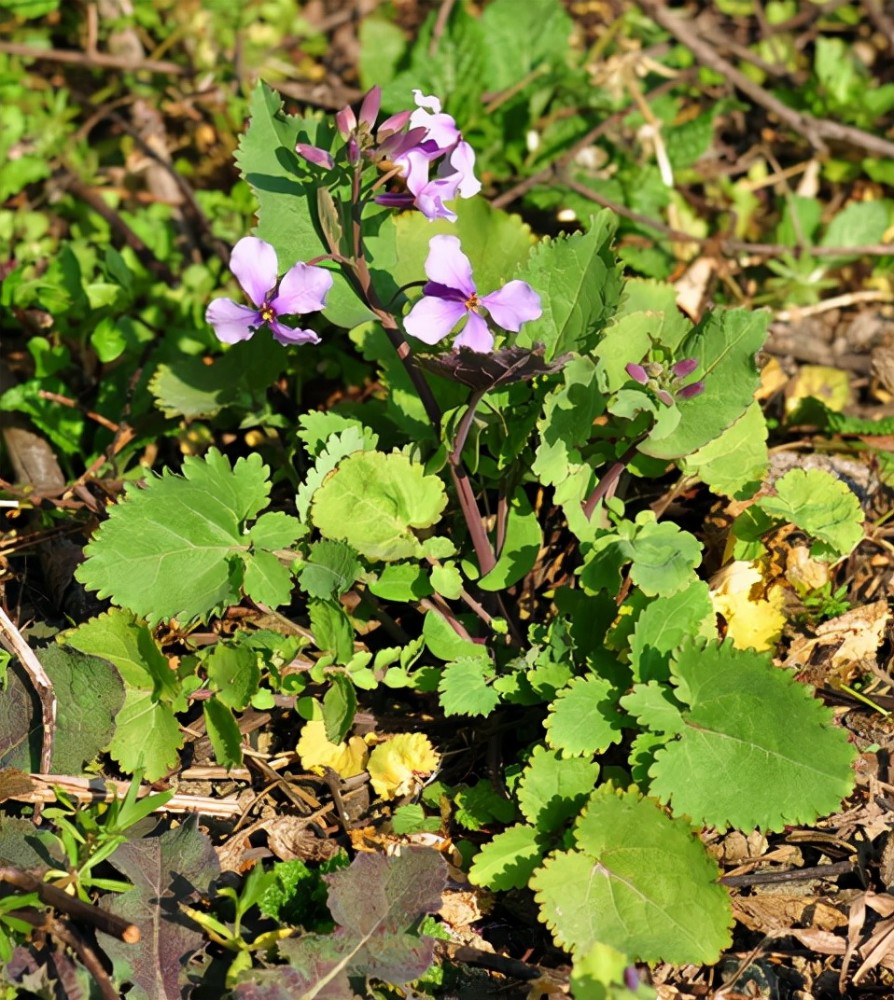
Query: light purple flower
[[404, 235, 541, 353], [206, 237, 332, 347]]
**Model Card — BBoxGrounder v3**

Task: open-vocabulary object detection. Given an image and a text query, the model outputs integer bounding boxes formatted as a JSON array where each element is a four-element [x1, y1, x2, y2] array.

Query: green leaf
[[323, 674, 357, 745], [438, 659, 500, 717], [149, 339, 287, 420], [309, 599, 355, 664], [640, 308, 769, 459], [299, 540, 362, 600], [531, 787, 732, 963], [478, 0, 574, 90], [515, 212, 623, 360], [243, 550, 294, 609], [204, 643, 259, 711], [0, 647, 124, 774], [63, 609, 177, 698], [620, 682, 685, 735], [679, 400, 768, 500], [453, 781, 517, 831], [422, 609, 488, 662], [517, 745, 600, 832], [429, 561, 463, 600], [311, 451, 447, 561], [478, 488, 542, 591], [76, 450, 284, 624], [821, 200, 891, 262], [203, 697, 243, 769], [468, 823, 548, 891], [106, 689, 183, 780], [628, 581, 716, 683], [236, 82, 329, 268], [648, 639, 857, 830], [297, 425, 379, 522], [545, 677, 625, 757], [754, 468, 863, 559], [368, 562, 433, 602], [248, 511, 306, 551]]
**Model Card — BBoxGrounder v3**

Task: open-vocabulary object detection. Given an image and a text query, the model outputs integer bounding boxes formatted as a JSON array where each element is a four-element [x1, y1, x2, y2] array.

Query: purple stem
[[581, 440, 642, 521]]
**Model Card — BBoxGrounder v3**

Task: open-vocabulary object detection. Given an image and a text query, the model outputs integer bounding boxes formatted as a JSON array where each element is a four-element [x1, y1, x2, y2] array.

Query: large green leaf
[[531, 787, 732, 963], [646, 639, 857, 830]]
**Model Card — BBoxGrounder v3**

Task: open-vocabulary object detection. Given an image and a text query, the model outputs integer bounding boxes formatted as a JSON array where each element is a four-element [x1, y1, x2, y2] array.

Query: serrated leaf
[[106, 689, 183, 780], [311, 451, 447, 561], [648, 639, 857, 829], [76, 450, 279, 624], [299, 540, 361, 600], [545, 677, 625, 757], [63, 608, 177, 698], [531, 788, 732, 963], [100, 819, 220, 1000], [629, 581, 715, 683], [620, 682, 685, 735], [248, 511, 305, 551], [640, 308, 769, 459], [0, 647, 124, 773], [517, 745, 600, 832], [755, 468, 864, 559], [275, 848, 447, 991], [297, 425, 379, 521], [516, 212, 623, 359], [679, 400, 768, 500], [468, 823, 548, 891], [236, 82, 330, 268], [438, 659, 500, 717], [308, 599, 354, 663], [204, 643, 259, 710], [242, 549, 294, 608], [322, 674, 356, 745], [203, 697, 243, 768]]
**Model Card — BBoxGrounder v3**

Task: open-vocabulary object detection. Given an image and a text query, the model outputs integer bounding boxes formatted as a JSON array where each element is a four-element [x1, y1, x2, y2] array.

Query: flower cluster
[[297, 87, 479, 224], [205, 237, 332, 347], [626, 358, 705, 406]]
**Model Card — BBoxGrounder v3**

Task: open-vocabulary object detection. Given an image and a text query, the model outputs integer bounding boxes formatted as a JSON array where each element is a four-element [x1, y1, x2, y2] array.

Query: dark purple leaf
[[417, 344, 571, 390]]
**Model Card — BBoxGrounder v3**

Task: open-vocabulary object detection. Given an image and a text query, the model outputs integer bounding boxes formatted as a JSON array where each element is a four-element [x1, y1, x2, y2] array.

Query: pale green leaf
[[679, 400, 768, 500], [468, 823, 548, 891], [311, 451, 447, 561], [204, 644, 259, 711], [296, 425, 379, 521], [107, 689, 183, 780]]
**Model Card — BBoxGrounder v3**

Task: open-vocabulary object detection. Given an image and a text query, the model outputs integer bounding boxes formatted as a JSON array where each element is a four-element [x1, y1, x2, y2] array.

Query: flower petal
[[295, 143, 334, 170], [404, 295, 468, 345], [423, 235, 476, 295], [270, 321, 321, 347], [359, 85, 382, 128], [206, 299, 261, 344], [230, 237, 278, 307], [447, 140, 481, 197], [335, 105, 356, 137], [414, 184, 458, 223], [271, 263, 334, 315], [412, 90, 442, 114], [453, 312, 493, 353], [481, 280, 542, 332]]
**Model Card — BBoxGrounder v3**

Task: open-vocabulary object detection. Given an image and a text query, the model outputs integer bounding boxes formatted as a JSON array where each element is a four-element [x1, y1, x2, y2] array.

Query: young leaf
[[311, 451, 447, 561], [531, 787, 732, 963], [468, 823, 548, 891], [629, 580, 715, 683], [100, 819, 220, 1000], [544, 677, 625, 757], [204, 643, 259, 711], [648, 639, 857, 830], [106, 689, 183, 780], [755, 468, 864, 559], [203, 697, 243, 769], [438, 658, 500, 717], [517, 745, 600, 832], [77, 450, 290, 624]]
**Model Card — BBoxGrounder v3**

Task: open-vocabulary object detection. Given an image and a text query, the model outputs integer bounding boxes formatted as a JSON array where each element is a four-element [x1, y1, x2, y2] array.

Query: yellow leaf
[[296, 720, 369, 779], [367, 733, 440, 799], [786, 365, 851, 415], [710, 560, 786, 652]]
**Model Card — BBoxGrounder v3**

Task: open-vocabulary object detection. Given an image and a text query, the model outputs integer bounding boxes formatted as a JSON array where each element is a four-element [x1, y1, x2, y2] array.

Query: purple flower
[[205, 237, 332, 347], [404, 235, 541, 353], [625, 356, 704, 406]]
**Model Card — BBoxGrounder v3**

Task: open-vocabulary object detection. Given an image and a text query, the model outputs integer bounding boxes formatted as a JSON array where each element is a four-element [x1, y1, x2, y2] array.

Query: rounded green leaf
[[545, 677, 625, 757], [311, 451, 447, 561], [531, 787, 732, 963]]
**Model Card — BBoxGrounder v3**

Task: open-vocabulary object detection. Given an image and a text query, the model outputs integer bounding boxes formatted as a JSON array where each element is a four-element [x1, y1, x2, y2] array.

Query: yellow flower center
[[260, 305, 275, 323]]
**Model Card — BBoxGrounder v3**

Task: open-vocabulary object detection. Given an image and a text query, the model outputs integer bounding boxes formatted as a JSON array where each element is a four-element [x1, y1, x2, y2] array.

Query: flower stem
[[581, 439, 642, 520]]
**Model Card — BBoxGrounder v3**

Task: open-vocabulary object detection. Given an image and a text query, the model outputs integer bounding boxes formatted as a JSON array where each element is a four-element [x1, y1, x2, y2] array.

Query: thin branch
[[638, 0, 894, 160], [0, 40, 188, 75]]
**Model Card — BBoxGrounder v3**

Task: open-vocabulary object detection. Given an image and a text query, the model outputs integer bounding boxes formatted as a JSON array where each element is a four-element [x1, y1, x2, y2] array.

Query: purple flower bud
[[346, 136, 360, 164], [671, 358, 699, 378], [656, 388, 674, 407], [335, 105, 356, 138], [677, 380, 705, 400], [626, 363, 648, 384], [624, 966, 640, 991], [358, 85, 382, 129], [295, 143, 334, 170]]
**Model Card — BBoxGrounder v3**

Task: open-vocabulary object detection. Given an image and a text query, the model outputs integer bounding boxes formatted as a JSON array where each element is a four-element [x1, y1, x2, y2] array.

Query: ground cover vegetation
[[1, 0, 893, 996]]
